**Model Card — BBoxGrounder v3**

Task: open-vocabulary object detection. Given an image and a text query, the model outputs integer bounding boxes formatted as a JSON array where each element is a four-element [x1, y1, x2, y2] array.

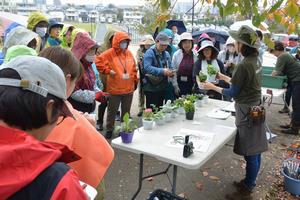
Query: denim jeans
[[244, 154, 261, 189]]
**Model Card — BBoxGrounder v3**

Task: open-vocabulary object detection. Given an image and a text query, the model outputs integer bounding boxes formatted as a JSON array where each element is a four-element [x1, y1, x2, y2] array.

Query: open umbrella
[[230, 20, 269, 34], [0, 12, 28, 37], [192, 28, 229, 44], [166, 20, 187, 35]]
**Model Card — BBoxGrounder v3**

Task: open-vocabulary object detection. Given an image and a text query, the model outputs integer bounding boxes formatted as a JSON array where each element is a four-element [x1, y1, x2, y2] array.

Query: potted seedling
[[195, 94, 204, 107], [162, 100, 173, 122], [117, 113, 137, 144], [174, 98, 185, 114], [198, 71, 207, 82], [207, 64, 218, 82], [184, 100, 195, 120], [170, 102, 178, 118], [154, 110, 165, 126], [142, 108, 154, 130], [185, 94, 197, 103]]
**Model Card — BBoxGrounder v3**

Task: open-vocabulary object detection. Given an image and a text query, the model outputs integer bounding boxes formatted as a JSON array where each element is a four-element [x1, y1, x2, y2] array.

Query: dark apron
[[234, 101, 268, 156]]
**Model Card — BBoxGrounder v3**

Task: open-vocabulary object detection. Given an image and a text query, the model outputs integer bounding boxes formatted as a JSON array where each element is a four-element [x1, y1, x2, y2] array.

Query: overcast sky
[[60, 0, 145, 6]]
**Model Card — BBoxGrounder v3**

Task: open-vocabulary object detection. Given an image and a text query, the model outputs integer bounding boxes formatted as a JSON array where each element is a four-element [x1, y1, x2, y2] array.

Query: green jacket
[[4, 45, 37, 63], [98, 28, 119, 53], [27, 12, 48, 31]]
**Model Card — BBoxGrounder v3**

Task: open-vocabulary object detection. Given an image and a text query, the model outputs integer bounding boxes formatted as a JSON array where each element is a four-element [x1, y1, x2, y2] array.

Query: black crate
[[147, 189, 187, 200]]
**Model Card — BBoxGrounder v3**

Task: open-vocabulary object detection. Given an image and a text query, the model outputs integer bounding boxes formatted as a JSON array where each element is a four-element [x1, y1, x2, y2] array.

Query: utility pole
[[192, 0, 194, 33]]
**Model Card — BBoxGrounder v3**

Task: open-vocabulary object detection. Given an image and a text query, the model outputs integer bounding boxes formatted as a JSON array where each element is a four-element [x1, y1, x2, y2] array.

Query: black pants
[[285, 83, 292, 106], [97, 101, 107, 124], [145, 90, 165, 110], [292, 82, 300, 127]]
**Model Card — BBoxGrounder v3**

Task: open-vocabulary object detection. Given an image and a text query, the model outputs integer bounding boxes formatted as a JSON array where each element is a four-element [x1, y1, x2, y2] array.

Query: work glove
[[95, 91, 110, 103]]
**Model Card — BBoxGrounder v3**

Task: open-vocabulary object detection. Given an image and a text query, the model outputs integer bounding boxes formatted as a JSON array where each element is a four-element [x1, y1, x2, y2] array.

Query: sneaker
[[233, 180, 253, 193], [105, 131, 113, 139], [281, 128, 299, 135], [225, 191, 253, 200], [279, 124, 291, 129], [278, 107, 290, 114], [115, 114, 121, 121]]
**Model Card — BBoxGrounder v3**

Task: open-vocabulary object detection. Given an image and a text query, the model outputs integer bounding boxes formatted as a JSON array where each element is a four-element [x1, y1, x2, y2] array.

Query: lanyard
[[116, 52, 127, 73]]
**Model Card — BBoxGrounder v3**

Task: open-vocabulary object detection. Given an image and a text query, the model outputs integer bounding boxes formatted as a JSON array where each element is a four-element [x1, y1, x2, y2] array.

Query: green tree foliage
[[155, 0, 299, 35]]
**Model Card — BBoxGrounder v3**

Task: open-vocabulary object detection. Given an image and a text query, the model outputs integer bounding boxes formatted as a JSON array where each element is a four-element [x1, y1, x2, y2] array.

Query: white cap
[[197, 40, 219, 53], [0, 56, 74, 119], [179, 32, 193, 42], [225, 36, 235, 46], [3, 26, 38, 55]]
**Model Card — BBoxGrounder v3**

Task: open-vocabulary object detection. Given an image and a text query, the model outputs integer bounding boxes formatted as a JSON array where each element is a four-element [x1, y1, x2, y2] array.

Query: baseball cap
[[0, 55, 74, 119], [156, 32, 170, 45]]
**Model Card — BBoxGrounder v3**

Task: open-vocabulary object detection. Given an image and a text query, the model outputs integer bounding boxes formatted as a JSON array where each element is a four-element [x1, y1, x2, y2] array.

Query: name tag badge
[[123, 73, 130, 80], [180, 76, 188, 82]]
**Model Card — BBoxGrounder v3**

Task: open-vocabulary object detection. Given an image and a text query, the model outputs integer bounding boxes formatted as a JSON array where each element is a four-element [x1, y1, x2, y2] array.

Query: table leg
[[132, 154, 144, 200], [172, 165, 177, 194]]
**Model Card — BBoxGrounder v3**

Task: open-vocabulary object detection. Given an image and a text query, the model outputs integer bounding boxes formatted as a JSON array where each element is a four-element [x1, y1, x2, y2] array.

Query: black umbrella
[[166, 20, 187, 35], [192, 28, 229, 44]]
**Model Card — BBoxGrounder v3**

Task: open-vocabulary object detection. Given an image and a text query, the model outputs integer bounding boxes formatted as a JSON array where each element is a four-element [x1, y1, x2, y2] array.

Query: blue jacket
[[143, 46, 172, 75], [143, 46, 173, 92]]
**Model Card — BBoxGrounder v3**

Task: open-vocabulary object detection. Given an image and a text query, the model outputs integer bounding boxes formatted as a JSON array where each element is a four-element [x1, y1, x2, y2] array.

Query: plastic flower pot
[[203, 95, 209, 104], [195, 100, 203, 107], [208, 74, 216, 82], [281, 160, 300, 195], [155, 118, 164, 126], [165, 113, 172, 122], [143, 119, 154, 130], [120, 131, 134, 144], [185, 111, 194, 120], [171, 111, 176, 118]]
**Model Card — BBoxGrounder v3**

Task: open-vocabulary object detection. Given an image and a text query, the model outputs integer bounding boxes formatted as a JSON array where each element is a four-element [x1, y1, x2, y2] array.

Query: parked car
[[272, 33, 299, 50]]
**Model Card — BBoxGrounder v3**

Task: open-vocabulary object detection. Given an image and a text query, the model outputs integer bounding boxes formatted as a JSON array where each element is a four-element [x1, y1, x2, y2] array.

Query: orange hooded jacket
[[95, 32, 138, 95], [46, 102, 114, 188]]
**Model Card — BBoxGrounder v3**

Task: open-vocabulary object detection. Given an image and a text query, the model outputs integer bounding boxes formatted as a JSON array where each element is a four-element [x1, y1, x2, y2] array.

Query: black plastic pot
[[185, 111, 194, 120]]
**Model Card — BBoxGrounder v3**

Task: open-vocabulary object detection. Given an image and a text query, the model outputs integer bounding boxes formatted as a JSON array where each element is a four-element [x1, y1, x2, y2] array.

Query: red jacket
[[0, 125, 88, 200]]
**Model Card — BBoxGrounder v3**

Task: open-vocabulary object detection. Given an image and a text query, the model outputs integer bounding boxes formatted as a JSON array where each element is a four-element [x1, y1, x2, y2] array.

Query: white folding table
[[112, 99, 236, 199]]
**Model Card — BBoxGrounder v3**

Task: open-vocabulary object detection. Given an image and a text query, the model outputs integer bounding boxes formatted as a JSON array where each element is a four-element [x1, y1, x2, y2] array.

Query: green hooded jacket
[[98, 28, 119, 54], [59, 24, 75, 49], [4, 45, 37, 63], [27, 12, 48, 31]]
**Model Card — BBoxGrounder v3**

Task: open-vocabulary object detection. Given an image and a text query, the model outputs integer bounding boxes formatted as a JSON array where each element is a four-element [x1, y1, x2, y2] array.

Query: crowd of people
[[0, 10, 300, 200]]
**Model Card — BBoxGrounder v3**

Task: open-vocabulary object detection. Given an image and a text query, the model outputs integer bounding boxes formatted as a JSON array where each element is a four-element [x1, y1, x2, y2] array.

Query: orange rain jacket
[[95, 32, 138, 95], [46, 102, 114, 188]]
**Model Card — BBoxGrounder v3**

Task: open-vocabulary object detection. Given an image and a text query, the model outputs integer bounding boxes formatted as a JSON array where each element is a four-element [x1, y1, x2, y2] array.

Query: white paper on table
[[166, 128, 214, 153], [206, 108, 231, 120], [221, 102, 235, 113]]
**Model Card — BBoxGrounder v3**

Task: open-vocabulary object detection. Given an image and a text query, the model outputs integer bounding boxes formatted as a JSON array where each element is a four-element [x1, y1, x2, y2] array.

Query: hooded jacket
[[59, 25, 78, 49], [2, 26, 38, 55], [0, 125, 87, 200], [95, 32, 138, 95], [69, 31, 100, 107], [27, 12, 49, 52], [98, 28, 119, 54], [4, 45, 37, 63], [27, 12, 48, 31], [46, 101, 114, 188]]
